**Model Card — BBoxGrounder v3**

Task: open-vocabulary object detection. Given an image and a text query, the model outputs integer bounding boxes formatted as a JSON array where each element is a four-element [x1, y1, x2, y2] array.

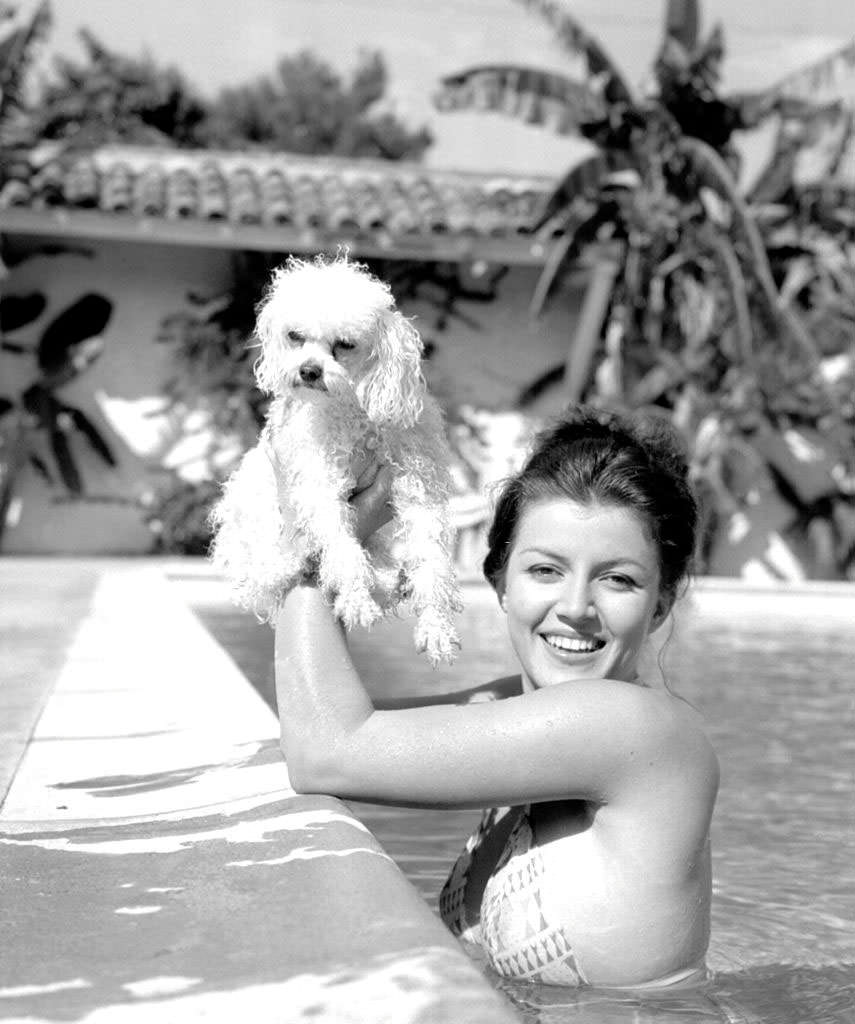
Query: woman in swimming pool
[[275, 406, 719, 989]]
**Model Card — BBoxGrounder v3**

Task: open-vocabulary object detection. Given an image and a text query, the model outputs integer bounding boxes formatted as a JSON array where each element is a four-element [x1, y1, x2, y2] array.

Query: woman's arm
[[274, 465, 717, 810], [275, 585, 713, 809]]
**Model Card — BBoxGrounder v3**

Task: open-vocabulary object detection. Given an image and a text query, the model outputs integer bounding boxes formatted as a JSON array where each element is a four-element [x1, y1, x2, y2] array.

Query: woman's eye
[[603, 574, 636, 589], [529, 564, 559, 579], [287, 329, 305, 343]]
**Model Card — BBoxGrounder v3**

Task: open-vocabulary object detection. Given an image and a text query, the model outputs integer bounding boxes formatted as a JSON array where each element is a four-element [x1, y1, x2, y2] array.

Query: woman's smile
[[499, 498, 665, 690], [542, 632, 606, 655]]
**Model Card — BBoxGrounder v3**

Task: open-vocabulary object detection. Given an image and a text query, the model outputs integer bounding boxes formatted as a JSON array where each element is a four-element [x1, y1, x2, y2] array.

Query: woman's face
[[498, 498, 667, 691]]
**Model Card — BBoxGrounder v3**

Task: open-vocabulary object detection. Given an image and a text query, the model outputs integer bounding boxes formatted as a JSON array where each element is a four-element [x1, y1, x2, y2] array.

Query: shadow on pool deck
[[0, 558, 517, 1023]]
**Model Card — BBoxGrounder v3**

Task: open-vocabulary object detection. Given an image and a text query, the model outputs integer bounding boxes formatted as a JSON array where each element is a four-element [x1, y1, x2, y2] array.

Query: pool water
[[183, 577, 855, 1024]]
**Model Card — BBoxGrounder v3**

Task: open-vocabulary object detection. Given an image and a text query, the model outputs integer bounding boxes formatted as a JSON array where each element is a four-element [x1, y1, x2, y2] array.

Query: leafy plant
[[0, 292, 117, 535], [435, 0, 855, 577], [143, 476, 222, 556]]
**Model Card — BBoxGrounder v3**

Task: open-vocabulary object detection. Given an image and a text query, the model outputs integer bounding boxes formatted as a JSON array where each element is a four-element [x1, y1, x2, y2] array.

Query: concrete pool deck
[[0, 559, 516, 1024]]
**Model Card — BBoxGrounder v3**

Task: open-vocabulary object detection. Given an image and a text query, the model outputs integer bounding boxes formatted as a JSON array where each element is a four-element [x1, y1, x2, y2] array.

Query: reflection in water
[[190, 583, 855, 1024]]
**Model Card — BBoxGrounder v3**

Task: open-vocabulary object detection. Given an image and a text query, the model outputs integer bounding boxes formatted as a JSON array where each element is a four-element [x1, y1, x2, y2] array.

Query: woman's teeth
[[543, 634, 604, 653]]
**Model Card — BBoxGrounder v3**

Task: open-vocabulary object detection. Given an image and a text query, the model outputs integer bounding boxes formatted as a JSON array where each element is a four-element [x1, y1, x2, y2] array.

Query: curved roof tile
[[0, 146, 557, 261]]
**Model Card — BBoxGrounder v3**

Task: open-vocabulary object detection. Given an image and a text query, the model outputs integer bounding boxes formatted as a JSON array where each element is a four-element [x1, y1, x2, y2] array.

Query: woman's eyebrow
[[518, 548, 651, 573], [517, 545, 565, 559]]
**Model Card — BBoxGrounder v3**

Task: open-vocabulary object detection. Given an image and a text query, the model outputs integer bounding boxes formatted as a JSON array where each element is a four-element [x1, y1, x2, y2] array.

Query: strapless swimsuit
[[439, 806, 587, 985], [440, 806, 707, 989]]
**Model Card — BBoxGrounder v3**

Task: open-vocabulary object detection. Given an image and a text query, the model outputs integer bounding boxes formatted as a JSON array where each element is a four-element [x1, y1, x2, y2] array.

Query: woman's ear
[[358, 310, 425, 426], [651, 592, 674, 631]]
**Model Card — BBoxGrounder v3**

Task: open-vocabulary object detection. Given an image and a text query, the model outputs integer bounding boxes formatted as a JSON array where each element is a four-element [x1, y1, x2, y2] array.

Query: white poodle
[[209, 255, 462, 665]]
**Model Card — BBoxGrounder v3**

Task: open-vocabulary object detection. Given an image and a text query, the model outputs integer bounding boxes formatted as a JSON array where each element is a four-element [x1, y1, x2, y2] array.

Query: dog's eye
[[287, 329, 305, 343], [333, 339, 356, 357]]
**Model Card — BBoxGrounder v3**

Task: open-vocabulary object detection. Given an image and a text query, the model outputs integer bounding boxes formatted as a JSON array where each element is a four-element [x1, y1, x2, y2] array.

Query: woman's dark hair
[[483, 406, 699, 605]]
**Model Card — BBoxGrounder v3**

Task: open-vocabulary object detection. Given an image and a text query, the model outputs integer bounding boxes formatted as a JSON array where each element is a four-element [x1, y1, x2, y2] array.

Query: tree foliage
[[200, 49, 432, 159], [29, 27, 207, 147], [0, 0, 51, 152], [10, 20, 431, 160]]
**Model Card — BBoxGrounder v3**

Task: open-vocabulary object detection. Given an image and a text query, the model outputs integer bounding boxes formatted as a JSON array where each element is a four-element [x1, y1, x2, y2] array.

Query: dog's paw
[[414, 608, 461, 667], [334, 589, 384, 631]]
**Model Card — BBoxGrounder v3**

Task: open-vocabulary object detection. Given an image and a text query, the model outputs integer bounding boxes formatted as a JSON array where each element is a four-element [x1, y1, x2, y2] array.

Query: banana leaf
[[67, 406, 116, 467], [629, 357, 685, 406], [513, 0, 633, 103], [435, 64, 607, 132], [37, 294, 113, 375], [664, 0, 700, 53], [699, 227, 754, 364], [21, 382, 52, 424], [0, 292, 46, 333], [517, 364, 565, 408], [678, 136, 820, 364], [563, 246, 624, 404], [531, 198, 624, 315], [530, 233, 576, 317], [28, 453, 53, 486], [49, 424, 82, 495], [532, 153, 616, 232]]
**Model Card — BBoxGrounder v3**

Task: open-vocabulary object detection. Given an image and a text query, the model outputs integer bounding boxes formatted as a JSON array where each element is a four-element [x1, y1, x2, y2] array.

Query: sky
[[23, 0, 855, 174]]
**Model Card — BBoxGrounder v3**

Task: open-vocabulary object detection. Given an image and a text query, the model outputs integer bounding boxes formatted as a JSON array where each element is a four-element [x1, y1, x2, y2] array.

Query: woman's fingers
[[350, 464, 394, 543], [352, 457, 381, 495]]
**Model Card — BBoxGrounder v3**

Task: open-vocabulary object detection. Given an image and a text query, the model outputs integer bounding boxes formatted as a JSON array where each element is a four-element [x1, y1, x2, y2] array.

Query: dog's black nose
[[299, 361, 323, 384]]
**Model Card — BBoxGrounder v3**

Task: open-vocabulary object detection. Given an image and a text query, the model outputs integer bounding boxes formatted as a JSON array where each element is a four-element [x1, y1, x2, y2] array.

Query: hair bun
[[555, 405, 690, 482]]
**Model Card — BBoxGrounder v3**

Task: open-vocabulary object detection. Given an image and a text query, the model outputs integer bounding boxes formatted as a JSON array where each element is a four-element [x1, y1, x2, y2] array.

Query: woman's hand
[[350, 459, 394, 544]]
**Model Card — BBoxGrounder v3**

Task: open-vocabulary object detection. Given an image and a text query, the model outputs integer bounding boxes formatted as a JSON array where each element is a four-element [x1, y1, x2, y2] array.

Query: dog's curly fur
[[209, 255, 462, 665]]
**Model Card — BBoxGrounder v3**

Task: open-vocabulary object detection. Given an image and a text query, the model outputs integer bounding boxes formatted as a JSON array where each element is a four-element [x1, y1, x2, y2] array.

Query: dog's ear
[[251, 279, 287, 395], [358, 310, 426, 426]]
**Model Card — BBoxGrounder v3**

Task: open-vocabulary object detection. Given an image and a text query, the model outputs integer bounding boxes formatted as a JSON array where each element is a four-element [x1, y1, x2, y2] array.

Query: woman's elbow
[[279, 737, 340, 796]]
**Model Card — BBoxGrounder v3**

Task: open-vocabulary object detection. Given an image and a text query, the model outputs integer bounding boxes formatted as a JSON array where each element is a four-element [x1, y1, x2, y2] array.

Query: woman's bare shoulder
[[647, 686, 720, 806]]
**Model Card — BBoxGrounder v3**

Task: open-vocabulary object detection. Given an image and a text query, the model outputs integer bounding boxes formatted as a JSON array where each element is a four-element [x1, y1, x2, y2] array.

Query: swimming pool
[[180, 574, 855, 1024]]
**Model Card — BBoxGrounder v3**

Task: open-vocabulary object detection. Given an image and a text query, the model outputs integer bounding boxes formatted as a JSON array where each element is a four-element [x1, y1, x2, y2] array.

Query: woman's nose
[[555, 577, 595, 621]]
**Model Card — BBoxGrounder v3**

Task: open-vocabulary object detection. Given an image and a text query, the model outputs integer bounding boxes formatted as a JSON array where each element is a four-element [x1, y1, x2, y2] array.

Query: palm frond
[[435, 64, 607, 134], [513, 0, 633, 103]]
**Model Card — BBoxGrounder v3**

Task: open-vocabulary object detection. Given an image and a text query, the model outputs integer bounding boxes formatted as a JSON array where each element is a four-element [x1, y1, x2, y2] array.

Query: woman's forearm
[[274, 582, 375, 789]]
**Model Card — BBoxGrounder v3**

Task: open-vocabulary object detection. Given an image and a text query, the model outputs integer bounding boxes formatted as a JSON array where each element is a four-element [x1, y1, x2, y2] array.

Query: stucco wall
[[0, 235, 582, 555]]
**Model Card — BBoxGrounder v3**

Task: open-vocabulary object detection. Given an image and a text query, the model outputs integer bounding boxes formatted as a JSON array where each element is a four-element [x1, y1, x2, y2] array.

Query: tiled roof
[[0, 146, 558, 264]]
